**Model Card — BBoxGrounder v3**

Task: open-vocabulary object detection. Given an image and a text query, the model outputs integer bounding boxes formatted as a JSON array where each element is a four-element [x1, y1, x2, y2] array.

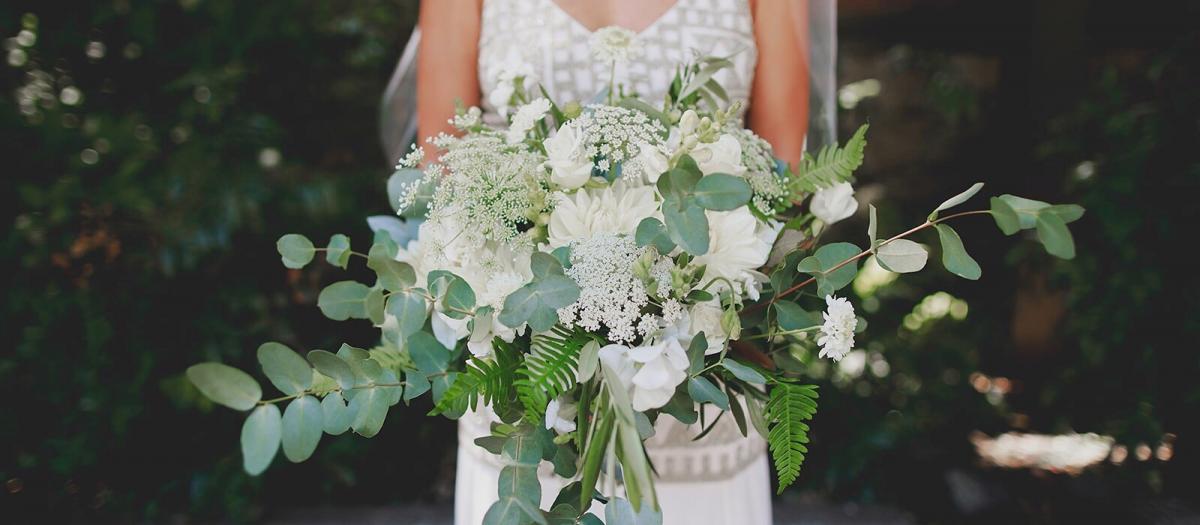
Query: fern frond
[[791, 124, 868, 194], [515, 326, 587, 422], [429, 339, 521, 417], [766, 383, 819, 493]]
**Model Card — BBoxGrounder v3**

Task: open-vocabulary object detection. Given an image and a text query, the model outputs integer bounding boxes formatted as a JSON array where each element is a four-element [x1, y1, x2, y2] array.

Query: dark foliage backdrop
[[2, 0, 1197, 523]]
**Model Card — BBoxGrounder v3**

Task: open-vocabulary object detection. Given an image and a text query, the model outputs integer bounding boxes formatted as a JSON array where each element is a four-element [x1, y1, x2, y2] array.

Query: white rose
[[810, 182, 859, 224], [544, 121, 594, 189], [547, 182, 659, 248], [687, 301, 729, 355], [691, 134, 746, 176]]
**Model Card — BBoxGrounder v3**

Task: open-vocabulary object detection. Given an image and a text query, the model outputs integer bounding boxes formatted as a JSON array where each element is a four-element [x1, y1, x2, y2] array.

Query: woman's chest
[[478, 0, 757, 115]]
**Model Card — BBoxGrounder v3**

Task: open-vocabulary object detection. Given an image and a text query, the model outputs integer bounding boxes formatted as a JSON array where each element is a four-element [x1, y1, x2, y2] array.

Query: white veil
[[379, 0, 837, 162]]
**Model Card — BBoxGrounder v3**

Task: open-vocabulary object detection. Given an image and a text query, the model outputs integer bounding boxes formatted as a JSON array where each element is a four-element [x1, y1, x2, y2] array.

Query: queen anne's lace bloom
[[818, 295, 857, 361], [558, 234, 657, 344], [575, 105, 665, 173], [589, 26, 643, 64]]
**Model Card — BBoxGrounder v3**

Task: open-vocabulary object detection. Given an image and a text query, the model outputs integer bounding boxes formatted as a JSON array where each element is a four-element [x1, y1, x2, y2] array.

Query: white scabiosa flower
[[506, 98, 551, 144], [817, 295, 858, 361], [547, 182, 659, 249], [544, 397, 578, 434], [543, 120, 594, 189], [810, 182, 859, 224], [589, 26, 643, 64]]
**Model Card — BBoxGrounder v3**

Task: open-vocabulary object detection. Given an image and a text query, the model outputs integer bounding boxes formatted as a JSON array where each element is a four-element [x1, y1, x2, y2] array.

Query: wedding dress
[[377, 1, 839, 523]]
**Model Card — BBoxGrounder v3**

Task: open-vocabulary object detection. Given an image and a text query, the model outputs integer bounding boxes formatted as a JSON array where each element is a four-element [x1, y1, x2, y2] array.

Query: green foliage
[[875, 239, 929, 273], [791, 124, 868, 194], [281, 395, 323, 462], [324, 234, 352, 269], [693, 173, 752, 211], [797, 242, 862, 296], [721, 360, 767, 384], [516, 328, 588, 421], [431, 339, 521, 417], [928, 182, 984, 221], [774, 301, 818, 332], [499, 255, 580, 332], [257, 342, 312, 396], [662, 202, 710, 256], [277, 234, 316, 269], [316, 281, 373, 321], [687, 377, 729, 410], [634, 217, 676, 254], [241, 405, 282, 476], [934, 224, 982, 280], [187, 363, 262, 411], [766, 383, 818, 493]]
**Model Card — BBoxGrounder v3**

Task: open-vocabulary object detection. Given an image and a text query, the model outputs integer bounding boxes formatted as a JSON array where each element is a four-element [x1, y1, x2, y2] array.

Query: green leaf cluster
[[766, 383, 819, 493]]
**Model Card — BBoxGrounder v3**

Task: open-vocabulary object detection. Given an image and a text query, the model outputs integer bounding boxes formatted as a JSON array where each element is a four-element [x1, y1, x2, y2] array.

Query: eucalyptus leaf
[[686, 332, 708, 375], [635, 217, 676, 254], [368, 252, 416, 292], [365, 286, 385, 325], [774, 301, 818, 332], [442, 275, 477, 319], [241, 405, 281, 475], [989, 196, 1021, 235], [663, 202, 710, 255], [349, 387, 388, 438], [1036, 212, 1076, 259], [317, 281, 373, 321], [867, 204, 879, 251], [186, 362, 262, 411], [281, 395, 323, 462], [876, 239, 929, 273], [307, 350, 354, 389], [693, 173, 752, 211], [483, 496, 547, 525], [257, 342, 312, 396], [998, 194, 1051, 229], [656, 166, 700, 207], [722, 359, 767, 384], [577, 340, 601, 382], [276, 234, 315, 269], [1045, 204, 1085, 224], [321, 391, 353, 435], [929, 182, 984, 220], [387, 291, 428, 338], [324, 234, 351, 269], [498, 465, 541, 505], [498, 275, 580, 333], [687, 377, 729, 410], [408, 332, 452, 375], [797, 242, 861, 296], [935, 224, 982, 280]]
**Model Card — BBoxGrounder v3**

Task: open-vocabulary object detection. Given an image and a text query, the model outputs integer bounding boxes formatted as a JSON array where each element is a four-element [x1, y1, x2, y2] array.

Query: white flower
[[558, 234, 654, 344], [506, 98, 551, 144], [544, 121, 594, 189], [545, 397, 578, 434], [589, 26, 643, 64], [810, 182, 859, 224], [692, 207, 780, 295], [685, 301, 729, 355], [598, 340, 689, 411], [691, 134, 746, 176], [634, 141, 670, 184], [817, 295, 857, 361], [547, 182, 659, 249]]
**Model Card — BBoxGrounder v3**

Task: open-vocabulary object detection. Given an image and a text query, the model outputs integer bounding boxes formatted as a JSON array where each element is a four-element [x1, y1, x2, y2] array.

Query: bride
[[381, 1, 837, 523]]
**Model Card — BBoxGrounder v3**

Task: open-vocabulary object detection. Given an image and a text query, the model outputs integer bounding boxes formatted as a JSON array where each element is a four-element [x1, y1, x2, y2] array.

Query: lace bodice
[[478, 0, 757, 121]]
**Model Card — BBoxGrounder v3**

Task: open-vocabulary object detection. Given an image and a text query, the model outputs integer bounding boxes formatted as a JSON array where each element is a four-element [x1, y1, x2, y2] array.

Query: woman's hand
[[416, 0, 483, 143], [747, 0, 810, 168]]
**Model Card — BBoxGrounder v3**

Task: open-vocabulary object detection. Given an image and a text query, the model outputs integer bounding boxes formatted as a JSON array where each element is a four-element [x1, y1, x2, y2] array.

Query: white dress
[[457, 1, 771, 524]]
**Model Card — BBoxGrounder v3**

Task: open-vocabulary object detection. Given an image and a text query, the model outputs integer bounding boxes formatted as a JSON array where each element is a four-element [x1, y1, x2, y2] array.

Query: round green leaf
[[875, 239, 928, 273], [281, 395, 323, 462], [998, 194, 1051, 229], [317, 280, 372, 321], [935, 224, 981, 280], [307, 349, 355, 390], [368, 253, 416, 292], [797, 242, 861, 296], [635, 217, 676, 254], [241, 404, 281, 475], [186, 362, 262, 411], [325, 234, 351, 269], [349, 387, 388, 438], [989, 197, 1021, 235], [257, 342, 312, 395], [386, 290, 428, 338], [277, 234, 315, 269], [693, 173, 752, 211], [321, 391, 353, 435], [1036, 212, 1076, 259], [498, 465, 541, 505], [663, 202, 710, 256], [442, 276, 477, 319]]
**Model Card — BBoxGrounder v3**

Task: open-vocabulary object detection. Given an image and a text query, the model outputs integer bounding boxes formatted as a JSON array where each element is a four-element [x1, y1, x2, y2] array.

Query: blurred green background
[[2, 0, 1198, 523]]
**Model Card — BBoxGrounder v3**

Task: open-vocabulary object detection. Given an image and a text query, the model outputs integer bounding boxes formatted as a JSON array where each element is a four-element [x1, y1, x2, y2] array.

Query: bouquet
[[187, 28, 1083, 525]]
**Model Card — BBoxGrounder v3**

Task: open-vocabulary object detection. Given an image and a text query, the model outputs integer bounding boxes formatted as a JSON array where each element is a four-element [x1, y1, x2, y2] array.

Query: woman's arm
[[416, 0, 483, 142], [746, 0, 810, 168]]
